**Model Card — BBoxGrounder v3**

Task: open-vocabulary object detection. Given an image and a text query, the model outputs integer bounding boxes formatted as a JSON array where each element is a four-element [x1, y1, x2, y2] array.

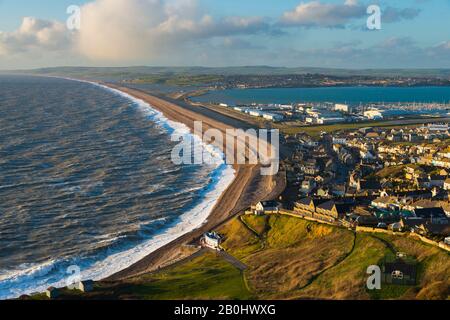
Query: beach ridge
[[103, 84, 285, 281]]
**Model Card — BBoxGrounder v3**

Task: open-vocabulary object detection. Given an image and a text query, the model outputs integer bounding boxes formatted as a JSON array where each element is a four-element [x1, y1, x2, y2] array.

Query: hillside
[[27, 214, 449, 300], [5, 66, 450, 78]]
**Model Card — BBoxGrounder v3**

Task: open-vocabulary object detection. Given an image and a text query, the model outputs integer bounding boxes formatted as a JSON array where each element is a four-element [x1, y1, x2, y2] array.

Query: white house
[[254, 200, 279, 215], [202, 232, 223, 250]]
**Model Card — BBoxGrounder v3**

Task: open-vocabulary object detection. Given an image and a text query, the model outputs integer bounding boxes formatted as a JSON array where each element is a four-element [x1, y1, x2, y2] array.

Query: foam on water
[[0, 78, 236, 299]]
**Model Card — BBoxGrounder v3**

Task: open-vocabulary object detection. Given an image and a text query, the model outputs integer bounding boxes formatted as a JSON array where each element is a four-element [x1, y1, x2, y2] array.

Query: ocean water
[[0, 75, 234, 299], [193, 86, 450, 105]]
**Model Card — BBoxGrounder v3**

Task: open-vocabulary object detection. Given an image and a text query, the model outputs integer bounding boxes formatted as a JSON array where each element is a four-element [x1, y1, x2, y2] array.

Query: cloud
[[0, 0, 275, 63], [0, 17, 71, 55], [76, 0, 274, 61], [280, 0, 420, 28], [281, 0, 365, 28], [285, 36, 450, 68], [0, 0, 440, 68], [382, 6, 420, 23]]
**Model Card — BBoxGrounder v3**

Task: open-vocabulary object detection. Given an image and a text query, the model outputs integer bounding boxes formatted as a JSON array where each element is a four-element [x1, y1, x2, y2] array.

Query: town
[[271, 122, 450, 249]]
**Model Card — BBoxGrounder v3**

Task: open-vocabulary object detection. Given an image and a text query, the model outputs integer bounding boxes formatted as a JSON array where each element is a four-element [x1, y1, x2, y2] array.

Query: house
[[332, 184, 346, 197], [429, 175, 446, 188], [444, 178, 450, 191], [315, 187, 330, 198], [371, 196, 400, 210], [294, 197, 326, 217], [300, 179, 316, 193], [400, 217, 426, 232], [254, 200, 279, 215], [389, 222, 403, 232], [415, 177, 431, 189], [445, 236, 450, 245], [413, 207, 448, 224], [315, 201, 350, 221], [381, 259, 417, 285], [357, 179, 381, 195], [294, 197, 317, 216], [417, 223, 450, 237], [202, 232, 223, 250], [71, 280, 94, 293], [45, 287, 60, 299]]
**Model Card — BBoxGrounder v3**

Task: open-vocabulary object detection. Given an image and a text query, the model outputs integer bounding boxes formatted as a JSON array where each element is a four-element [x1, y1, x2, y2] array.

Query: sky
[[0, 0, 449, 69]]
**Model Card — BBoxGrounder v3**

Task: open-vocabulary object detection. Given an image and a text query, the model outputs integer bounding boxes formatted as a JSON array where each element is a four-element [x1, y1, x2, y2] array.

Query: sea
[[193, 86, 450, 105], [0, 75, 235, 299]]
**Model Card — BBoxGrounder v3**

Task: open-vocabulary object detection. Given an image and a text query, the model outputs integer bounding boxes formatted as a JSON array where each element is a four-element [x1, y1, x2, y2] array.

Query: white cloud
[[280, 0, 420, 28], [281, 0, 366, 28], [76, 0, 272, 62], [0, 0, 273, 63], [0, 17, 71, 55]]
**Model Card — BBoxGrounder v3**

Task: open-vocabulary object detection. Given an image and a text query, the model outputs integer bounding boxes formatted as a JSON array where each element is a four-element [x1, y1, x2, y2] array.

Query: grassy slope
[[32, 215, 448, 300], [373, 234, 450, 300], [77, 252, 252, 300], [240, 216, 355, 299]]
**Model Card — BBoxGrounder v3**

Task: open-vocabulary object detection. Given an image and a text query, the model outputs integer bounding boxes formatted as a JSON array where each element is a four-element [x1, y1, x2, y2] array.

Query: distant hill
[[4, 66, 450, 78]]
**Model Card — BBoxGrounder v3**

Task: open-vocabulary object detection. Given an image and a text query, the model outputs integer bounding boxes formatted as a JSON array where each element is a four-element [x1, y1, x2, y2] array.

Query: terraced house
[[294, 198, 351, 223]]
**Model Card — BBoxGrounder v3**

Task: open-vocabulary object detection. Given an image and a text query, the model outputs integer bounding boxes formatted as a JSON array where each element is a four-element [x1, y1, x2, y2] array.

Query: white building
[[335, 104, 350, 113], [364, 109, 384, 120], [249, 110, 262, 117], [427, 123, 449, 132], [202, 232, 223, 250], [316, 117, 346, 124], [262, 112, 284, 122], [332, 137, 347, 145], [254, 200, 279, 215]]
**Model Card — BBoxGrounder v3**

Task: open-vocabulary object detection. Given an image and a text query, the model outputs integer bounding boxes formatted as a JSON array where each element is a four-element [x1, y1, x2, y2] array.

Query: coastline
[[101, 83, 285, 281], [0, 76, 285, 298], [0, 76, 243, 299]]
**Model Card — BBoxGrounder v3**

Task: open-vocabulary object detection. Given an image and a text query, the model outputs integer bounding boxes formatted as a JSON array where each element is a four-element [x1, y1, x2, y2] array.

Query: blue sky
[[0, 0, 449, 69]]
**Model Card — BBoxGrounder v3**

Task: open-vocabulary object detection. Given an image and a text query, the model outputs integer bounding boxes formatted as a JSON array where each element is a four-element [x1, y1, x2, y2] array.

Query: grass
[[293, 234, 389, 299], [32, 214, 449, 300], [90, 252, 252, 300], [224, 215, 356, 298], [374, 233, 450, 300], [240, 215, 269, 236]]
